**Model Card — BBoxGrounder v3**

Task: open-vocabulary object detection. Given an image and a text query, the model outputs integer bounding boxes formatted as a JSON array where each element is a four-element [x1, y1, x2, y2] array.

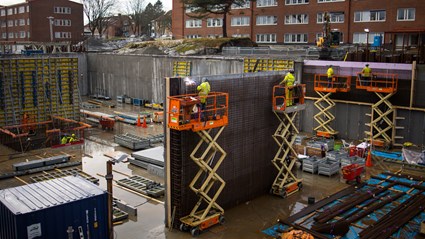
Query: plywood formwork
[[0, 57, 80, 127]]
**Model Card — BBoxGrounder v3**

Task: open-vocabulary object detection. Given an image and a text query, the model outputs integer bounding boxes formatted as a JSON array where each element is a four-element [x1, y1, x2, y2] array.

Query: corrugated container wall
[[0, 176, 108, 239]]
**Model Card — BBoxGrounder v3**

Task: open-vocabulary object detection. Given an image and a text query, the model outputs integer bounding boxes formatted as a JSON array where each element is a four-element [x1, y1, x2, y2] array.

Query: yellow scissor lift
[[270, 84, 306, 198], [167, 92, 229, 236], [355, 72, 398, 147], [313, 74, 351, 137]]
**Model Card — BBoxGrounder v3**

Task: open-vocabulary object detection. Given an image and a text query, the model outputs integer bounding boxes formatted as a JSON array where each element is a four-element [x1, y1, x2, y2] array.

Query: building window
[[317, 12, 344, 23], [316, 33, 323, 41], [354, 10, 386, 22], [285, 0, 309, 5], [256, 16, 277, 25], [26, 6, 29, 12], [27, 18, 30, 25], [285, 14, 308, 24], [353, 32, 383, 44], [232, 1, 250, 9], [397, 8, 415, 21], [18, 6, 25, 13], [8, 20, 13, 27], [256, 33, 276, 43], [55, 19, 72, 26], [318, 0, 344, 2], [15, 20, 18, 26], [207, 18, 223, 27], [20, 31, 25, 38], [232, 34, 250, 37], [185, 19, 202, 28], [186, 34, 201, 39], [9, 32, 13, 38], [284, 33, 308, 43], [0, 10, 5, 16], [14, 8, 17, 14], [185, 5, 200, 13], [28, 31, 30, 38], [1, 21, 6, 27], [256, 0, 277, 7], [7, 9, 13, 15], [54, 7, 71, 14], [231, 16, 250, 26], [19, 19, 25, 26], [207, 34, 222, 38], [15, 32, 18, 38], [2, 33, 6, 39]]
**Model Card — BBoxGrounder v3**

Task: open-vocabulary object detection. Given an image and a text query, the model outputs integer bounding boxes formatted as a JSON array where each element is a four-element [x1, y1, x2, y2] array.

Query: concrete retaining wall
[[86, 53, 244, 103]]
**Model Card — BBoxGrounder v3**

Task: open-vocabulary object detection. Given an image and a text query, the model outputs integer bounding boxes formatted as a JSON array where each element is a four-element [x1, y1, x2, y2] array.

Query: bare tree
[[83, 0, 115, 37], [181, 0, 249, 37], [126, 0, 145, 36]]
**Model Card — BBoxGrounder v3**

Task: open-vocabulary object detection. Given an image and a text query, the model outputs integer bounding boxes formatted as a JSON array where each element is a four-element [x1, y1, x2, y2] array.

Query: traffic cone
[[137, 114, 141, 127], [142, 116, 147, 128], [366, 150, 373, 167]]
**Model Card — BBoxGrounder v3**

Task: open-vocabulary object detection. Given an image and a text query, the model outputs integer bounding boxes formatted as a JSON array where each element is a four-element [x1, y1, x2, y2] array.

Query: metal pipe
[[106, 160, 114, 239]]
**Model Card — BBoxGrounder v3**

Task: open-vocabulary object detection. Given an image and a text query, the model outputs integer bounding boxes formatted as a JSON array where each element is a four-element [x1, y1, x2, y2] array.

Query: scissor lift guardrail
[[313, 74, 351, 138], [167, 92, 228, 236], [271, 84, 306, 198]]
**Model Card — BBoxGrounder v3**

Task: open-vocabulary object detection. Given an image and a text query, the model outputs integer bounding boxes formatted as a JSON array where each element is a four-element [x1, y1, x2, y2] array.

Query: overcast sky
[[1, 0, 172, 11]]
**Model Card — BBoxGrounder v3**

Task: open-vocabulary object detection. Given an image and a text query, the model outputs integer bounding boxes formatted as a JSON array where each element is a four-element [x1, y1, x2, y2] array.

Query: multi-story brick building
[[172, 0, 425, 45], [0, 0, 83, 43]]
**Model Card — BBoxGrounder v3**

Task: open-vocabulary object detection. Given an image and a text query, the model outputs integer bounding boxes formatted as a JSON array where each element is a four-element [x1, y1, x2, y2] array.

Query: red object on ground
[[99, 118, 115, 130], [137, 115, 141, 127], [142, 116, 147, 128], [366, 151, 373, 167], [342, 164, 364, 183]]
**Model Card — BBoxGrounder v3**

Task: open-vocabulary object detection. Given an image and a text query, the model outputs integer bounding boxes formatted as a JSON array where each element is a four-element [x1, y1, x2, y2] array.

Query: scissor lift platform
[[167, 92, 228, 236], [313, 74, 351, 137]]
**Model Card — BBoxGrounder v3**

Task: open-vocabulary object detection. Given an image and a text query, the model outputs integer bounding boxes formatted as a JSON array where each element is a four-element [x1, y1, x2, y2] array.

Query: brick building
[[0, 0, 83, 43], [172, 0, 425, 45]]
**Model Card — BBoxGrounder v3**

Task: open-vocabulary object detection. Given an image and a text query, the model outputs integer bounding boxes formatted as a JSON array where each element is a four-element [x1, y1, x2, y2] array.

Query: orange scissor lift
[[270, 84, 306, 198], [313, 74, 351, 138], [167, 92, 229, 236], [355, 73, 398, 148]]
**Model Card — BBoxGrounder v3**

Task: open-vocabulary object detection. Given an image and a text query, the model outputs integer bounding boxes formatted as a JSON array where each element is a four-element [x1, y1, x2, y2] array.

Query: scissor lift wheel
[[168, 92, 229, 236]]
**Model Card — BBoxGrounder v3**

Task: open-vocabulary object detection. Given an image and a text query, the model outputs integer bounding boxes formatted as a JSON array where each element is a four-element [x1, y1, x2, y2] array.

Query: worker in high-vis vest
[[280, 70, 295, 106], [361, 64, 372, 86], [61, 135, 69, 144], [327, 65, 334, 87], [68, 134, 78, 143], [197, 77, 211, 121]]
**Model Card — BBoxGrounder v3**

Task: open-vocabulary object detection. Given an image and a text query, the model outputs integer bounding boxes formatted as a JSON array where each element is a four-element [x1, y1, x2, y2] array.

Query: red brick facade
[[0, 0, 83, 43], [172, 0, 425, 44]]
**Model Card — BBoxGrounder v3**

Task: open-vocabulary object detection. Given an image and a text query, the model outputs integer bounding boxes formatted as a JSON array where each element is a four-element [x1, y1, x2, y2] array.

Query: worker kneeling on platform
[[280, 69, 295, 106], [197, 77, 211, 121], [61, 134, 70, 144], [69, 134, 78, 143]]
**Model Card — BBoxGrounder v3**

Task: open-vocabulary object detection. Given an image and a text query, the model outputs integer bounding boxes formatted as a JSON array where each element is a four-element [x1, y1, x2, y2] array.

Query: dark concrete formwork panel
[[166, 72, 286, 228]]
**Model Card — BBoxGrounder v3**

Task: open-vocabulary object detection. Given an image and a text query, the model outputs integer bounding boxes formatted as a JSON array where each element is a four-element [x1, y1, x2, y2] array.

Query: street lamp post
[[47, 16, 54, 42], [364, 28, 370, 61]]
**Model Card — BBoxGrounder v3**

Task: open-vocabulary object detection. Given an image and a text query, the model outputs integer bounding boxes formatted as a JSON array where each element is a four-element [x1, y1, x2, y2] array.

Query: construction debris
[[116, 175, 164, 198]]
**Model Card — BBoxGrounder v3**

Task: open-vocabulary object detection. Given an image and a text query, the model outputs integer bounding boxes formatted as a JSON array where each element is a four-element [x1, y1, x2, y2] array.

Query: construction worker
[[360, 64, 372, 86], [327, 65, 334, 88], [197, 77, 210, 121], [61, 135, 69, 144], [280, 70, 295, 106], [68, 134, 78, 143]]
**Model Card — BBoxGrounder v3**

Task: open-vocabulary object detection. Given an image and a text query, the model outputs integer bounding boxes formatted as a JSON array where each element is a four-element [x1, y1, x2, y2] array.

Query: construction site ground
[[0, 102, 422, 239]]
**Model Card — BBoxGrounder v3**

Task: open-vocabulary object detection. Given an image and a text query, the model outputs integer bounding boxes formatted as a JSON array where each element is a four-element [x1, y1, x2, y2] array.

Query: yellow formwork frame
[[270, 111, 302, 198], [180, 127, 226, 235], [314, 91, 338, 136], [366, 92, 395, 144]]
